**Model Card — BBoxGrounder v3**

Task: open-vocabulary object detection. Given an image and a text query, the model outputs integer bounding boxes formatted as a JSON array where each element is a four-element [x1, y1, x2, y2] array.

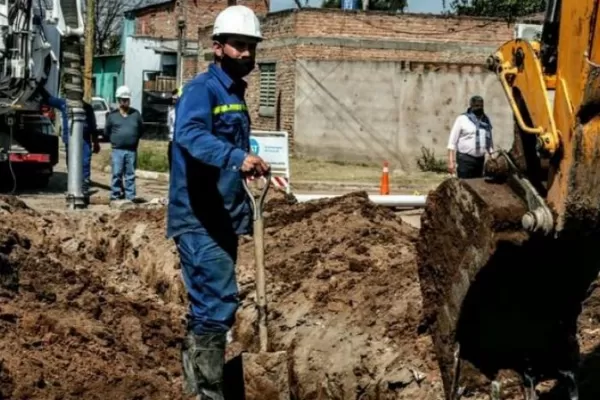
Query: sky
[[270, 0, 447, 13]]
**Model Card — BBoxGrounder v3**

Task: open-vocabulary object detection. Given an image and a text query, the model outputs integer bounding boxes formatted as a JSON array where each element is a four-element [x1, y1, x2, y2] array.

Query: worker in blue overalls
[[166, 5, 270, 399], [47, 94, 99, 201]]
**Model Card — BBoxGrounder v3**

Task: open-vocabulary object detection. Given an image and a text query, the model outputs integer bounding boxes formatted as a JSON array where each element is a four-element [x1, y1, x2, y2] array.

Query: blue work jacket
[[167, 63, 252, 239]]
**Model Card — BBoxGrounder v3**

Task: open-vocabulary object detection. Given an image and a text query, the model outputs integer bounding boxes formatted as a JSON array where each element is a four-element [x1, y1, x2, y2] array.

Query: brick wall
[[196, 8, 518, 148], [294, 10, 513, 44], [195, 13, 297, 137], [136, 0, 268, 40], [136, 3, 176, 37], [182, 56, 198, 82], [246, 13, 296, 136]]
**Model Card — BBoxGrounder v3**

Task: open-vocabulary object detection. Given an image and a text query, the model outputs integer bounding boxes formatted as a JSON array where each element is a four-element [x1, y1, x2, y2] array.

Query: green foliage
[[136, 147, 169, 173], [416, 147, 447, 173], [447, 0, 546, 19], [322, 0, 407, 12], [322, 0, 341, 8]]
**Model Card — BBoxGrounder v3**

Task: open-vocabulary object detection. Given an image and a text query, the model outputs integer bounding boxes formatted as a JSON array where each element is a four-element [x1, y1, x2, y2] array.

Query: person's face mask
[[472, 108, 484, 116], [221, 53, 255, 79]]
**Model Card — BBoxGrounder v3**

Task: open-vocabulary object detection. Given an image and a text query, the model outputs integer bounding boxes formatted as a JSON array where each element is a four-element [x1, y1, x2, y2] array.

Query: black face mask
[[472, 108, 484, 116], [221, 54, 255, 79]]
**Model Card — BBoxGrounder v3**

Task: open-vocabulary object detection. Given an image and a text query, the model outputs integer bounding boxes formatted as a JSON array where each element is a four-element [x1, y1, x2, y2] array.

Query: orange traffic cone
[[380, 161, 390, 195]]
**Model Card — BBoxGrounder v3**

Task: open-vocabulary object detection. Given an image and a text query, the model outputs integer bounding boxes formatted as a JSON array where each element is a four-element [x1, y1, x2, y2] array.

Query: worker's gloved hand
[[241, 154, 270, 176], [93, 142, 101, 154]]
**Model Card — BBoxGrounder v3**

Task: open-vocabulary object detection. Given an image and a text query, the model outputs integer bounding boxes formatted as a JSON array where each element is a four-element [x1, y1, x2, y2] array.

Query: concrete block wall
[[293, 59, 514, 171]]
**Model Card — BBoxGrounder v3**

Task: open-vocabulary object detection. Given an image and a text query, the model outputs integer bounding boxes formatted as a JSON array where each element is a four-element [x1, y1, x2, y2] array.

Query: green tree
[[322, 0, 407, 12], [447, 0, 546, 19]]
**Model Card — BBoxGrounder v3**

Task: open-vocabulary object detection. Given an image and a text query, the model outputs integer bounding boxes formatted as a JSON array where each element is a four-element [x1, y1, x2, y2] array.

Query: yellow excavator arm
[[418, 1, 600, 399], [489, 0, 600, 233]]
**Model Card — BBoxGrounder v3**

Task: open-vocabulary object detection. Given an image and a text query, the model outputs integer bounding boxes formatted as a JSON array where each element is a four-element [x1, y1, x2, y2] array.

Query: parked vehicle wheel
[[30, 174, 51, 189]]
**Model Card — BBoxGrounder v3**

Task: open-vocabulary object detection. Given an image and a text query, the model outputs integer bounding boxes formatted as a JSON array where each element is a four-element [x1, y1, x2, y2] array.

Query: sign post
[[249, 130, 291, 193]]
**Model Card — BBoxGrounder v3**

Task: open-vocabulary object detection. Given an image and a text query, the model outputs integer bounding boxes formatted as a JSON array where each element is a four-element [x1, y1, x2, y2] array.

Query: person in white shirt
[[447, 95, 494, 178], [167, 87, 180, 171]]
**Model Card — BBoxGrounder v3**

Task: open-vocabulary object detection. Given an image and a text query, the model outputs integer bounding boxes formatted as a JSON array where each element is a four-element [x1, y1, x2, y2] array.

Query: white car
[[90, 96, 110, 141]]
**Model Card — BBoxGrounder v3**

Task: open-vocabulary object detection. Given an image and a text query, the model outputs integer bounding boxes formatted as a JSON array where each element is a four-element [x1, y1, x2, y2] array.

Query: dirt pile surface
[[233, 192, 443, 399], [0, 190, 447, 400], [0, 196, 188, 399], [13, 187, 600, 400], [416, 179, 600, 400]]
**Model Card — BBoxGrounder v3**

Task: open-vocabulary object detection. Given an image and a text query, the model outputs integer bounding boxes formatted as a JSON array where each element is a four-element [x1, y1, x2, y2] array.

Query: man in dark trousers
[[447, 95, 494, 178], [45, 93, 100, 201], [167, 5, 270, 399], [105, 85, 144, 201], [82, 100, 101, 198]]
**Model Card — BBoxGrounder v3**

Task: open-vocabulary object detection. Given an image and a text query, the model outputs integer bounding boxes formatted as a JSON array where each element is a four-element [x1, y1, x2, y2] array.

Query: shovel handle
[[242, 172, 271, 352], [242, 171, 272, 221]]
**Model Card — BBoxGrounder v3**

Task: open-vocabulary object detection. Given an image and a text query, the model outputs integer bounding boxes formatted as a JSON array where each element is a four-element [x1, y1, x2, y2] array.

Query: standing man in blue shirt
[[167, 5, 269, 399]]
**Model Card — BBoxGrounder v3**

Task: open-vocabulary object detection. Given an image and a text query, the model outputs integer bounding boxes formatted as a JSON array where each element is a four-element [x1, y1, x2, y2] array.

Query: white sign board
[[250, 130, 291, 193]]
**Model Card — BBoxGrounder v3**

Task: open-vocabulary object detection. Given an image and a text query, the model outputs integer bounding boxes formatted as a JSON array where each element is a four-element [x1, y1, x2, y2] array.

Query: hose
[[0, 0, 51, 105], [60, 36, 83, 109]]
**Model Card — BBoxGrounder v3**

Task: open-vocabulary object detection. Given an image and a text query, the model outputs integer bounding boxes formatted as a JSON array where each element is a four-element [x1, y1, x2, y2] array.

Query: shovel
[[240, 172, 291, 400]]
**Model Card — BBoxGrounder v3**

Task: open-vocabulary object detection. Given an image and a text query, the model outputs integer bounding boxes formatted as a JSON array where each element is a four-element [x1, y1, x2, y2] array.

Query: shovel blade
[[241, 351, 291, 400]]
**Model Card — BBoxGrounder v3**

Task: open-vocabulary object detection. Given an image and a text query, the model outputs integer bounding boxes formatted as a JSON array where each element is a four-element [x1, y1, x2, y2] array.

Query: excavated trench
[[2, 188, 600, 400], [0, 192, 441, 400], [418, 178, 600, 400]]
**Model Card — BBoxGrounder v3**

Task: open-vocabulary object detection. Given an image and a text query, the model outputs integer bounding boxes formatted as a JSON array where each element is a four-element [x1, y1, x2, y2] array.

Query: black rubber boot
[[181, 332, 226, 400]]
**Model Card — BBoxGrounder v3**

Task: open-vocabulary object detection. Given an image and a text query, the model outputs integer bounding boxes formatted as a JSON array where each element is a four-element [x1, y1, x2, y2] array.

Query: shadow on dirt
[[0, 170, 111, 196], [540, 344, 600, 400], [0, 170, 67, 194]]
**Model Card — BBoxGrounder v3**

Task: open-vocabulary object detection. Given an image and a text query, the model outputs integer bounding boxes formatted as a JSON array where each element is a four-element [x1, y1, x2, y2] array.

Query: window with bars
[[259, 63, 276, 117]]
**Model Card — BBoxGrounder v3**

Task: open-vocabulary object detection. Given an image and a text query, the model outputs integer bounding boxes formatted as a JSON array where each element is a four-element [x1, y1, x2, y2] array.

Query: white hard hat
[[115, 85, 131, 99], [212, 5, 262, 41]]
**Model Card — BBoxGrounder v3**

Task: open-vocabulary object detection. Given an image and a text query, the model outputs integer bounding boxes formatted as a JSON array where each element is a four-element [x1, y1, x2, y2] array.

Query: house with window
[[93, 0, 267, 136], [92, 54, 124, 107], [198, 8, 542, 170], [258, 63, 276, 117]]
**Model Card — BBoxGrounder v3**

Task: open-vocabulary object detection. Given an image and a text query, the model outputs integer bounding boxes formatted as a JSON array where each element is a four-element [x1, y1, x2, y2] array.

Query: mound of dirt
[[233, 192, 443, 399], [0, 197, 187, 399], [5, 188, 600, 400], [0, 191, 445, 400]]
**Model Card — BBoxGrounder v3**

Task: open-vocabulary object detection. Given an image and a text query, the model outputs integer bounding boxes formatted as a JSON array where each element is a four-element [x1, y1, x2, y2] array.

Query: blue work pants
[[111, 149, 136, 200], [175, 231, 239, 335], [64, 137, 92, 193]]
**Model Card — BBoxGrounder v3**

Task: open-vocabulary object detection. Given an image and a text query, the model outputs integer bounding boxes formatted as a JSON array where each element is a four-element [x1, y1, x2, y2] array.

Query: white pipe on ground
[[293, 194, 427, 208]]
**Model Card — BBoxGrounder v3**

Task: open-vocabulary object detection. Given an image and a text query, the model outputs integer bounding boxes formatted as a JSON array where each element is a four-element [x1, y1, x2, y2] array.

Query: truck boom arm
[[0, 0, 87, 208], [0, 0, 84, 112]]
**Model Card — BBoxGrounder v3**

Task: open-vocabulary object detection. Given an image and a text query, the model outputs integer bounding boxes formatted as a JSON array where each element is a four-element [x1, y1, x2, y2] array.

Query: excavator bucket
[[417, 177, 600, 399]]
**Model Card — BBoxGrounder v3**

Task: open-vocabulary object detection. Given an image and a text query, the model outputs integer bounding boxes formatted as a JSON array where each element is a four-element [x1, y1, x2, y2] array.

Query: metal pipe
[[176, 13, 185, 88], [66, 107, 85, 209], [293, 194, 427, 208], [61, 32, 85, 209]]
